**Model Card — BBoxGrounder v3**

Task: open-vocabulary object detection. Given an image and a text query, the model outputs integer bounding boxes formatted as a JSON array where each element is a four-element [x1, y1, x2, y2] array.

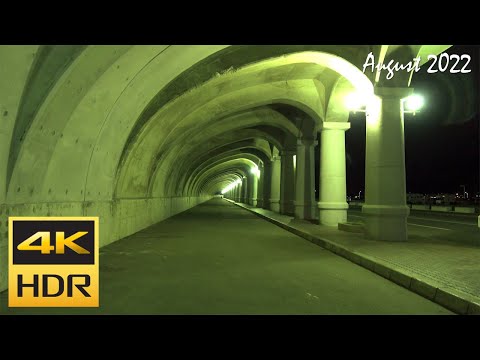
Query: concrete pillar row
[[248, 172, 258, 207], [294, 138, 317, 220], [256, 163, 265, 208], [318, 122, 350, 226], [280, 149, 296, 215], [262, 160, 272, 210], [241, 177, 248, 203], [269, 155, 281, 212], [363, 86, 412, 242], [235, 184, 240, 202]]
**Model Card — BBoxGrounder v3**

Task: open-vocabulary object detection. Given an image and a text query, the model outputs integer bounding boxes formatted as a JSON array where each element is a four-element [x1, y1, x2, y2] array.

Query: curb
[[226, 199, 480, 315]]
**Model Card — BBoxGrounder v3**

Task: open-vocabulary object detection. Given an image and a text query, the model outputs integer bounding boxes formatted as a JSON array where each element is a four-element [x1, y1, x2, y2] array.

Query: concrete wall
[[454, 206, 476, 214], [0, 196, 211, 292]]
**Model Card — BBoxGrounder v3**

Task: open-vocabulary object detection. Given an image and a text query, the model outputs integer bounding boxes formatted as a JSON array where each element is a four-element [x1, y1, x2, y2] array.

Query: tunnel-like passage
[[0, 45, 452, 298]]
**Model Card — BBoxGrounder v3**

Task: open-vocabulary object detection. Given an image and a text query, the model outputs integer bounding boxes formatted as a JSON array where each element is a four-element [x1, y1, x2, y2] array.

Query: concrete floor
[[0, 199, 452, 314]]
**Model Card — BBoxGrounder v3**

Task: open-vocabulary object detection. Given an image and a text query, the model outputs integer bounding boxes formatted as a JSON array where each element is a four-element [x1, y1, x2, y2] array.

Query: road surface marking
[[408, 216, 476, 226], [408, 223, 450, 231], [349, 213, 476, 226]]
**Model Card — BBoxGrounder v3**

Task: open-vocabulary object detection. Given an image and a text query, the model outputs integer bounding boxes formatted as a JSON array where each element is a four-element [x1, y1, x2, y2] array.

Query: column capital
[[280, 149, 296, 156], [374, 86, 413, 99], [297, 138, 318, 147], [319, 122, 351, 131]]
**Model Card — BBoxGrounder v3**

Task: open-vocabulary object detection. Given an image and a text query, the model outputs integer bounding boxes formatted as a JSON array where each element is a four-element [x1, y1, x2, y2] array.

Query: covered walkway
[[0, 199, 450, 314]]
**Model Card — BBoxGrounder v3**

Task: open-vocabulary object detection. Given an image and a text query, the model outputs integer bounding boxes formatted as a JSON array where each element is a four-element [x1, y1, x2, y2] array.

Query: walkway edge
[[226, 199, 480, 315]]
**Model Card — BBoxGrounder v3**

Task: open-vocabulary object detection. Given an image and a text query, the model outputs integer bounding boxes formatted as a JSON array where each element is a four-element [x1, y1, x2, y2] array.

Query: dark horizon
[[340, 45, 480, 198]]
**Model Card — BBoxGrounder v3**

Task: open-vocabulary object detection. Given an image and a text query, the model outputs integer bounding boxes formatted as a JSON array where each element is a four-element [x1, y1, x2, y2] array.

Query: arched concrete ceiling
[[187, 150, 269, 196], [203, 173, 244, 195], [194, 159, 257, 195], [5, 45, 449, 202], [6, 45, 228, 202], [163, 140, 271, 197], [116, 108, 297, 198], [114, 54, 370, 199], [174, 131, 278, 196]]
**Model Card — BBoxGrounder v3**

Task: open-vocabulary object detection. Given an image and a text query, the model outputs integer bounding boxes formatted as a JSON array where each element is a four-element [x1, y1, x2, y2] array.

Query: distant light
[[250, 165, 260, 178], [221, 178, 243, 194], [404, 94, 424, 112], [345, 92, 367, 111]]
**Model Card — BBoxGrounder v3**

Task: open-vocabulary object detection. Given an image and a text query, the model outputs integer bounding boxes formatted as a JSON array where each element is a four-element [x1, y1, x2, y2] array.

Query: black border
[[0, 9, 478, 44]]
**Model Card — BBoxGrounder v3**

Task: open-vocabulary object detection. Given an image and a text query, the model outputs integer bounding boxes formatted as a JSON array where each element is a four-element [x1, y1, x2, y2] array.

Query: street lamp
[[345, 92, 368, 113], [250, 165, 260, 178], [403, 94, 424, 115], [345, 92, 424, 116]]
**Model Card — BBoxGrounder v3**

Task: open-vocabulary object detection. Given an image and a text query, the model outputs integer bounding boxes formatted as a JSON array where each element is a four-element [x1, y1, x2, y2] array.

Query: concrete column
[[294, 138, 317, 220], [280, 149, 295, 215], [256, 163, 264, 208], [262, 160, 272, 210], [235, 184, 241, 202], [318, 122, 350, 226], [240, 177, 248, 203], [269, 155, 281, 212], [363, 86, 412, 242], [248, 173, 258, 206]]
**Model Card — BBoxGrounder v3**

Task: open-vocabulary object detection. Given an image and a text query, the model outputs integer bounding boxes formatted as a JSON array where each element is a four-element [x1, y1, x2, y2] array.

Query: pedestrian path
[[231, 200, 480, 314]]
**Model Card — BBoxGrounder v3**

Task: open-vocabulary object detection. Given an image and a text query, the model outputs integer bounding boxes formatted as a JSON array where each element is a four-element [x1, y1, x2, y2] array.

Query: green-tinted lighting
[[250, 165, 260, 178], [344, 92, 366, 111], [404, 94, 424, 112]]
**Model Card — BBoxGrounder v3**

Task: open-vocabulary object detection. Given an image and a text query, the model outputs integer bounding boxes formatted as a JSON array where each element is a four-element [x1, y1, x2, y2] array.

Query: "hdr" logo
[[8, 217, 99, 308]]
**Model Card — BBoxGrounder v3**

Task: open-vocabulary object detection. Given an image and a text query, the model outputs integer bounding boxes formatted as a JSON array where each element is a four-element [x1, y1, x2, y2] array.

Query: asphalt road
[[0, 199, 451, 315], [348, 207, 479, 246]]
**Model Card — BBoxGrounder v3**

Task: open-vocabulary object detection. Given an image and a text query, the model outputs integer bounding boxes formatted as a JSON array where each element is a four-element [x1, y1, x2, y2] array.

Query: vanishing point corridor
[[1, 45, 478, 315]]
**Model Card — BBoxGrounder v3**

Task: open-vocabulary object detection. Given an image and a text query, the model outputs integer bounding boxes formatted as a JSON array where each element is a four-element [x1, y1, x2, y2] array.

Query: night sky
[[343, 45, 479, 198]]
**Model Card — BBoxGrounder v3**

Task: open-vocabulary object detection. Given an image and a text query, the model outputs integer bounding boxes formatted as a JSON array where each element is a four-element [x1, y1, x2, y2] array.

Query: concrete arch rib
[[115, 80, 314, 199], [189, 151, 267, 196], [178, 136, 275, 196], [201, 173, 245, 196], [0, 45, 40, 203], [193, 159, 256, 196], [7, 45, 229, 203], [157, 110, 296, 197], [167, 130, 276, 196], [116, 52, 374, 201]]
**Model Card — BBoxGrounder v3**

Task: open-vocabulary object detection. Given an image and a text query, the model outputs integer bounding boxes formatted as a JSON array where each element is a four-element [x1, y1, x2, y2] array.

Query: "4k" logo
[[8, 217, 99, 308]]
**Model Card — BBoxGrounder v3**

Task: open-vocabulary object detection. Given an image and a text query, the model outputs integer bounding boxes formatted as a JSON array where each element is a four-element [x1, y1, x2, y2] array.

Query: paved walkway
[[232, 200, 480, 314], [0, 199, 450, 315]]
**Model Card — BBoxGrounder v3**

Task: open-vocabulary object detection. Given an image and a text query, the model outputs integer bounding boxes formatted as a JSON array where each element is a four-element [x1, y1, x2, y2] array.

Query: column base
[[249, 198, 258, 207], [477, 215, 480, 228], [269, 198, 280, 213], [280, 201, 295, 216], [256, 199, 264, 208], [362, 204, 409, 242], [318, 201, 348, 226], [294, 201, 316, 220]]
